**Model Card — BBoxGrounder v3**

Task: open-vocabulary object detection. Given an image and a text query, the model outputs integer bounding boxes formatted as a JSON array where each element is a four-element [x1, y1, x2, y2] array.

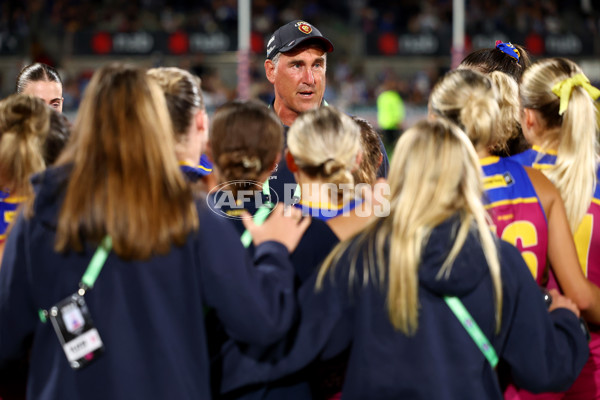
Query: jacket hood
[[418, 216, 491, 297]]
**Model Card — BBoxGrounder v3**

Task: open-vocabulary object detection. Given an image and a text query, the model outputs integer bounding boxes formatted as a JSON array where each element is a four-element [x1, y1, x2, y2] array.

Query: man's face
[[265, 44, 326, 122], [21, 80, 63, 112]]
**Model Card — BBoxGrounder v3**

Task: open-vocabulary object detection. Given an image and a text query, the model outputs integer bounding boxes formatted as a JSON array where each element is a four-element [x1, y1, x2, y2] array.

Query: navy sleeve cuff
[[254, 240, 290, 262]]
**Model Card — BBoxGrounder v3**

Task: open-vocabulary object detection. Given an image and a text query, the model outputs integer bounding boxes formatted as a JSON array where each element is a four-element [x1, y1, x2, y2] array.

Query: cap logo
[[296, 22, 312, 34]]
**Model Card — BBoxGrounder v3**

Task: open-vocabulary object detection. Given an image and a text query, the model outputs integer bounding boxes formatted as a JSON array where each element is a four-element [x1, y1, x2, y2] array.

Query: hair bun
[[4, 101, 35, 132], [322, 158, 343, 176], [0, 95, 49, 141], [242, 156, 261, 172]]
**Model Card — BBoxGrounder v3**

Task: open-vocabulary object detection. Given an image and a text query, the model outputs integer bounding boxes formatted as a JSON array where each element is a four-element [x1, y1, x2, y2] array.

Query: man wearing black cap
[[264, 20, 333, 127], [264, 20, 388, 203]]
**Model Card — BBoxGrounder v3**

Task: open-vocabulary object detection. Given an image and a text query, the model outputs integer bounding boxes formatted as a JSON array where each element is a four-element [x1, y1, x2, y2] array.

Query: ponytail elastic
[[322, 158, 343, 176], [551, 73, 600, 115], [495, 40, 520, 62]]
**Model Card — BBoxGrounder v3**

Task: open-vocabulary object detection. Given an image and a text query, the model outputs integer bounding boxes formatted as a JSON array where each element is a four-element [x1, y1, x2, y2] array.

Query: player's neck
[[477, 148, 492, 159], [174, 140, 200, 167], [297, 176, 333, 207]]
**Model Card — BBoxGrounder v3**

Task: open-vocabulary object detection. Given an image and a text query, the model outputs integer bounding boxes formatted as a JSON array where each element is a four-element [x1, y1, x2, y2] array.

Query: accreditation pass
[[49, 293, 104, 369]]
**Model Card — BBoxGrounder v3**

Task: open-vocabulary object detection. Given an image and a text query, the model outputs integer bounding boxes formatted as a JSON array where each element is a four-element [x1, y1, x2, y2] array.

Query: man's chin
[[295, 101, 321, 113]]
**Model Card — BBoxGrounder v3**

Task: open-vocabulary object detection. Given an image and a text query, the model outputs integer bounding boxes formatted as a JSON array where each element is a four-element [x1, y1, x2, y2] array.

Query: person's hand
[[548, 289, 581, 317], [241, 204, 311, 252]]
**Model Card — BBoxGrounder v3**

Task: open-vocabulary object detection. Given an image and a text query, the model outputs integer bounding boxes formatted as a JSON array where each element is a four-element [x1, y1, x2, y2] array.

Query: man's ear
[[265, 59, 276, 84], [285, 149, 298, 172]]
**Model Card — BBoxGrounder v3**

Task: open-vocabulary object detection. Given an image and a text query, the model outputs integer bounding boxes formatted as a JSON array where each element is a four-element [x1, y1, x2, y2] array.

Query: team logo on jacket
[[296, 22, 312, 34]]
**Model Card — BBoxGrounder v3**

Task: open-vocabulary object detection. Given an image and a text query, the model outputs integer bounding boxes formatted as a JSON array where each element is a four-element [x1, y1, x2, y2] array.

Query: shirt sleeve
[[196, 207, 297, 347], [0, 212, 37, 366], [263, 251, 355, 382]]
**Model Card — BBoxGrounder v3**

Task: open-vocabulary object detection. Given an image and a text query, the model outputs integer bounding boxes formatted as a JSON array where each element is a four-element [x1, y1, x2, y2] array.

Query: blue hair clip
[[495, 40, 520, 61]]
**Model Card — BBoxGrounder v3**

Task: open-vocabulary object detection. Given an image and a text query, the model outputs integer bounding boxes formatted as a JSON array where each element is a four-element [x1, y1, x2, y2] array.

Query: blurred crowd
[[364, 0, 599, 36], [3, 0, 597, 37], [0, 0, 598, 117]]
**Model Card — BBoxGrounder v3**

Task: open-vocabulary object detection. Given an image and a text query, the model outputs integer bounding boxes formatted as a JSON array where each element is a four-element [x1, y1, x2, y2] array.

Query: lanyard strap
[[81, 236, 113, 289], [240, 202, 274, 248], [38, 236, 112, 323], [444, 296, 498, 368]]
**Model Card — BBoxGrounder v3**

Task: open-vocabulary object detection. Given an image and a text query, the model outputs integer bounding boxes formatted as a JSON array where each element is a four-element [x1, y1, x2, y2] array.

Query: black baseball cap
[[266, 20, 334, 60]]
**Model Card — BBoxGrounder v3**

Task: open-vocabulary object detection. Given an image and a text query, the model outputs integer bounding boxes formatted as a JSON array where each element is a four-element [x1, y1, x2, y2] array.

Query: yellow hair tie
[[551, 73, 600, 116]]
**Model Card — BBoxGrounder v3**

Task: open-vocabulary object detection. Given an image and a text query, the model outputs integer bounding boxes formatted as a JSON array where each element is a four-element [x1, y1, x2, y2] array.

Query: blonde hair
[[54, 63, 198, 260], [489, 71, 521, 153], [0, 94, 49, 196], [287, 107, 360, 200], [318, 118, 502, 335], [146, 67, 204, 141], [429, 69, 500, 152], [520, 58, 599, 232]]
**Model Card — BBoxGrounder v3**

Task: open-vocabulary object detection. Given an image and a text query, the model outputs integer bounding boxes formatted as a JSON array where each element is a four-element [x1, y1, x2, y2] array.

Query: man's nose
[[302, 68, 315, 85]]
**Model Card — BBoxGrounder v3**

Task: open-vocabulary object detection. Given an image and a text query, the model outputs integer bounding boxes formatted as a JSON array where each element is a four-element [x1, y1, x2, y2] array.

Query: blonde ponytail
[[287, 107, 361, 203], [429, 69, 499, 152], [549, 86, 597, 232], [521, 58, 599, 232], [318, 118, 502, 335], [488, 71, 520, 153]]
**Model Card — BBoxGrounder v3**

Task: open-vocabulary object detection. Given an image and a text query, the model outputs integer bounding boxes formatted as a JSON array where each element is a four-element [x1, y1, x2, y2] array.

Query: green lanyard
[[239, 180, 300, 248], [38, 236, 113, 323], [240, 184, 274, 248], [444, 296, 499, 368], [81, 236, 113, 290]]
